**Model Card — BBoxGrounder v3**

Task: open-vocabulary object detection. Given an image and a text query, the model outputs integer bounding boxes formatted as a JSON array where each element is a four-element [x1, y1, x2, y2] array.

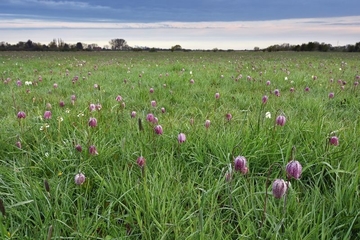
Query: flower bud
[[205, 120, 211, 129], [272, 179, 287, 198], [276, 115, 286, 126], [137, 156, 146, 168], [17, 111, 26, 119], [74, 173, 86, 185], [286, 160, 302, 180], [234, 156, 247, 173], [88, 117, 97, 127], [154, 125, 163, 135], [329, 136, 339, 146], [178, 133, 186, 143], [43, 111, 52, 119]]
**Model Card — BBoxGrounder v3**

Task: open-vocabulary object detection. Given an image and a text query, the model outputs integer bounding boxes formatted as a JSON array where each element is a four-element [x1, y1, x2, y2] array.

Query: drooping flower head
[[178, 133, 186, 143], [154, 125, 163, 135], [43, 111, 52, 119], [17, 111, 26, 119], [262, 95, 268, 104], [234, 156, 247, 174], [131, 111, 136, 118], [286, 160, 302, 180], [272, 179, 287, 198], [89, 145, 98, 155], [137, 156, 146, 168], [215, 92, 220, 99], [88, 117, 97, 127], [329, 136, 339, 146], [205, 120, 211, 129], [276, 115, 286, 126], [74, 173, 86, 185]]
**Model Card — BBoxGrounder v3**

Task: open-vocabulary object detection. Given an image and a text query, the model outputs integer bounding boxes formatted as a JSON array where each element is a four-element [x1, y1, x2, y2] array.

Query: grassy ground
[[0, 51, 359, 239]]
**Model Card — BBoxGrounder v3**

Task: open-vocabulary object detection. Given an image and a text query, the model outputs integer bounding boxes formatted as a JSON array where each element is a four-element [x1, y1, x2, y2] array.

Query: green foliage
[[0, 51, 359, 239]]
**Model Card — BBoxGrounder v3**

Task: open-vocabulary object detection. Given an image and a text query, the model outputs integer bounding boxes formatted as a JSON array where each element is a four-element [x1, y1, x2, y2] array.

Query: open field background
[[0, 51, 359, 239]]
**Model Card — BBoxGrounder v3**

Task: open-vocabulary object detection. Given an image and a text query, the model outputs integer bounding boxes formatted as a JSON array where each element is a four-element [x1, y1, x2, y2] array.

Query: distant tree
[[254, 46, 260, 51], [171, 44, 182, 52], [76, 42, 83, 50], [48, 39, 58, 50], [24, 39, 33, 50], [109, 39, 127, 50]]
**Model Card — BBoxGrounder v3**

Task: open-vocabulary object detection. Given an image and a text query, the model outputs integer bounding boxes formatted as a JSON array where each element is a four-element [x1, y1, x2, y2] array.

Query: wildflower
[[16, 80, 22, 86], [151, 100, 157, 107], [234, 156, 247, 173], [226, 113, 232, 121], [115, 95, 122, 101], [15, 141, 21, 149], [89, 145, 98, 155], [131, 111, 136, 118], [154, 125, 163, 135], [46, 103, 52, 110], [146, 113, 155, 123], [77, 112, 84, 117], [96, 103, 102, 111], [262, 95, 268, 104], [74, 173, 86, 185], [290, 87, 295, 92], [25, 81, 32, 86], [190, 79, 195, 84], [178, 133, 186, 143], [40, 123, 50, 131], [75, 144, 82, 152], [329, 136, 339, 146], [215, 92, 220, 99], [272, 179, 287, 198], [284, 77, 288, 81], [59, 101, 65, 107], [276, 115, 286, 126], [57, 116, 63, 122], [161, 107, 166, 113], [328, 92, 334, 99], [266, 80, 271, 85], [274, 89, 280, 97], [137, 156, 146, 168], [53, 83, 58, 88], [17, 111, 26, 119], [43, 111, 52, 119], [265, 112, 271, 119], [304, 87, 310, 92], [88, 117, 97, 127], [149, 88, 154, 93], [286, 160, 302, 180], [71, 95, 76, 101], [205, 120, 211, 129], [89, 103, 96, 112]]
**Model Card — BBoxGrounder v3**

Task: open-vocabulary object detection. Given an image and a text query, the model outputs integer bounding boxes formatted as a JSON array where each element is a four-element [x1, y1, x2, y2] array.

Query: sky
[[0, 0, 359, 50]]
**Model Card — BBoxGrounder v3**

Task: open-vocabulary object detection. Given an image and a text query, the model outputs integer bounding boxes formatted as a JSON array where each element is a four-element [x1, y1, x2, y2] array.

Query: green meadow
[[0, 51, 359, 239]]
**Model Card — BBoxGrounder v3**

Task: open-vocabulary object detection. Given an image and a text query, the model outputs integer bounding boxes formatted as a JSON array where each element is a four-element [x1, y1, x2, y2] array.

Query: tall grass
[[0, 51, 359, 239]]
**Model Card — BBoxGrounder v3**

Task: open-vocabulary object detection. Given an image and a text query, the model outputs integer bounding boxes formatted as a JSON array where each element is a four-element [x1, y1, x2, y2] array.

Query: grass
[[0, 51, 359, 239]]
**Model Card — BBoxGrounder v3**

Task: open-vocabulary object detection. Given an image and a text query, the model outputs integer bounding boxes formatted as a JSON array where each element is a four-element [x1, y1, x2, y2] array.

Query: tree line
[[1, 38, 359, 52]]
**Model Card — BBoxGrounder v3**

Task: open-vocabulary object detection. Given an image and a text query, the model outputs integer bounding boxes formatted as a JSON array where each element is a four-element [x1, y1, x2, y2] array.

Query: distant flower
[[89, 145, 98, 155], [190, 79, 195, 84], [39, 123, 50, 131], [17, 111, 26, 119], [151, 100, 157, 107], [25, 81, 32, 86], [304, 87, 310, 92], [262, 95, 268, 104], [265, 111, 271, 119], [46, 103, 52, 109], [274, 89, 280, 97], [276, 115, 286, 126], [137, 156, 146, 168], [43, 111, 52, 119], [71, 94, 76, 101], [329, 136, 339, 146], [234, 156, 247, 174], [290, 87, 295, 92], [131, 111, 136, 118], [328, 92, 334, 99], [178, 133, 186, 143], [154, 125, 163, 135], [94, 84, 99, 89], [15, 141, 22, 149], [226, 113, 232, 121], [146, 113, 154, 123], [284, 77, 288, 81], [59, 101, 65, 107], [286, 160, 302, 180], [266, 80, 271, 85], [272, 179, 287, 198], [75, 144, 82, 152], [74, 173, 86, 185], [53, 83, 58, 88], [89, 103, 96, 112], [115, 95, 122, 101], [205, 120, 211, 129], [161, 107, 166, 113], [215, 92, 220, 99], [96, 103, 102, 111], [88, 117, 97, 127], [149, 88, 154, 93], [16, 80, 22, 86]]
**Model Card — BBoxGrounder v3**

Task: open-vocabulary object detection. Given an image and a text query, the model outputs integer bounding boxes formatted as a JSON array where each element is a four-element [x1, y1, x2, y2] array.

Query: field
[[0, 51, 359, 239]]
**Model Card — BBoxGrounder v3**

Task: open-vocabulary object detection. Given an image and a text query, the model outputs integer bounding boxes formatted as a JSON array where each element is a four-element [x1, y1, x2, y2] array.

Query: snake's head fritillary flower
[[328, 92, 334, 99], [190, 79, 195, 84], [89, 145, 98, 155], [75, 144, 82, 152], [226, 113, 232, 121], [74, 173, 86, 185], [266, 80, 271, 86], [71, 95, 76, 101], [205, 120, 211, 129], [286, 160, 302, 180], [304, 87, 310, 92], [178, 133, 186, 143], [137, 156, 146, 168], [272, 179, 287, 198], [131, 111, 136, 118], [88, 117, 97, 127], [262, 95, 268, 104], [276, 115, 286, 126], [274, 89, 280, 97], [215, 92, 220, 99], [161, 107, 166, 113], [115, 95, 122, 101], [15, 141, 22, 149], [329, 136, 339, 146], [234, 156, 247, 173], [17, 111, 26, 119], [59, 101, 65, 107], [146, 113, 154, 123], [154, 125, 163, 135], [43, 111, 52, 119], [53, 83, 58, 88], [151, 100, 157, 107], [149, 88, 154, 93], [89, 103, 96, 112]]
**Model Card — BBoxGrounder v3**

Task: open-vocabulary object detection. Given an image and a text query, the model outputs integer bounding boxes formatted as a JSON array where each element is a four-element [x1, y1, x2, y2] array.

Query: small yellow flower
[[58, 171, 63, 176]]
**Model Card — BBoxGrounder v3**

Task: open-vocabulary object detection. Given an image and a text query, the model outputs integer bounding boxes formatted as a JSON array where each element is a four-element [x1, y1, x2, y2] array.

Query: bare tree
[[109, 39, 127, 50]]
